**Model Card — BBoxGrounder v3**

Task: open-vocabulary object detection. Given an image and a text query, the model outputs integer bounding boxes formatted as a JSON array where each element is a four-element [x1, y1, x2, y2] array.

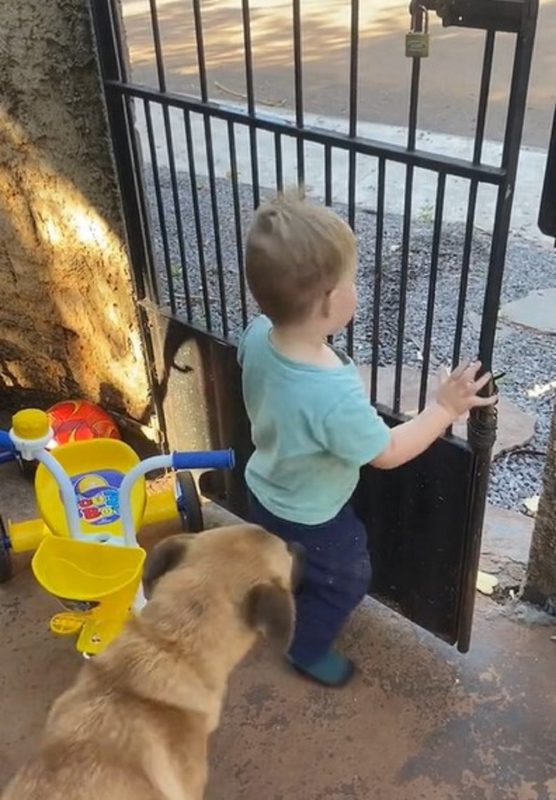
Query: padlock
[[405, 5, 430, 58]]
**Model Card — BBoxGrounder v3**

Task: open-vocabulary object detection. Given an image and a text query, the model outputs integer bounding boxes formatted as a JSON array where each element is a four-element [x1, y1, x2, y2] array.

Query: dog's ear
[[243, 583, 295, 653], [143, 536, 188, 597]]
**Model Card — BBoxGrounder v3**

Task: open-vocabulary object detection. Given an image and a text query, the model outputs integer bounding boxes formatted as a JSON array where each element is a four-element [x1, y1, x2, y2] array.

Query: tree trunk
[[0, 0, 151, 421], [523, 403, 556, 609]]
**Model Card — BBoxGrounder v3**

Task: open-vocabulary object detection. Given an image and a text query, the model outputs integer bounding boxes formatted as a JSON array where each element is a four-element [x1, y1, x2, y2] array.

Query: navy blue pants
[[248, 492, 371, 666]]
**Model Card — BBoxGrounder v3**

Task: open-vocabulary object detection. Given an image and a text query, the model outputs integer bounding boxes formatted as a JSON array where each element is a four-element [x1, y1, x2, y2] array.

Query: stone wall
[[0, 0, 151, 422]]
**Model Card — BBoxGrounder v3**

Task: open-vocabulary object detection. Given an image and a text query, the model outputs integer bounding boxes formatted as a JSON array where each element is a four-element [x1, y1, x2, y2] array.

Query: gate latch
[[406, 4, 430, 59]]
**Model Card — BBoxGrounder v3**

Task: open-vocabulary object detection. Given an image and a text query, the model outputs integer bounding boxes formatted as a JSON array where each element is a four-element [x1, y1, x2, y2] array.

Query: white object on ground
[[523, 495, 540, 516], [477, 571, 499, 596]]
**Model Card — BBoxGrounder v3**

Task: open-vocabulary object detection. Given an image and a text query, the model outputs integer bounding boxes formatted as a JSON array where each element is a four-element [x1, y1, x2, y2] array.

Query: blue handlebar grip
[[172, 449, 235, 471]]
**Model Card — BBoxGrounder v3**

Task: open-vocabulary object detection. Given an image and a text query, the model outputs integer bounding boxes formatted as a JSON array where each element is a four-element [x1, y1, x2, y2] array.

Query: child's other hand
[[436, 361, 498, 421]]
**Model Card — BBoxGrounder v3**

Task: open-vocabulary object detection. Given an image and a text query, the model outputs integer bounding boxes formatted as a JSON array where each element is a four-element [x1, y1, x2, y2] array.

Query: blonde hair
[[245, 192, 356, 325]]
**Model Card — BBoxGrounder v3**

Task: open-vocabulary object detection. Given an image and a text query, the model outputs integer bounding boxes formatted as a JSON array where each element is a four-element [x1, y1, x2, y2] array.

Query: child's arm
[[372, 361, 497, 470]]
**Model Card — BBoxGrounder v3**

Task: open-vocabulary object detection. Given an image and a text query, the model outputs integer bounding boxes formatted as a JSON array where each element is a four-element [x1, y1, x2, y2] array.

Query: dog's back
[[1, 525, 301, 800], [3, 623, 209, 800]]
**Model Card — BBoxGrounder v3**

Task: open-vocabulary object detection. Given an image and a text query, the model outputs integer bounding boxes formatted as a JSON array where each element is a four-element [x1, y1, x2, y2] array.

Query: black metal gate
[[90, 0, 538, 652]]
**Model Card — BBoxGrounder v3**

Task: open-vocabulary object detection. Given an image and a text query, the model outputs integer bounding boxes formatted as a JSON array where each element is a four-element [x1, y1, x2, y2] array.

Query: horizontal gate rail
[[105, 81, 507, 185]]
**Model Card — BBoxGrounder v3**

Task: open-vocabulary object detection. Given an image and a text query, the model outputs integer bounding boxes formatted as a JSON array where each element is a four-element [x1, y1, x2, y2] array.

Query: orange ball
[[46, 400, 120, 447]]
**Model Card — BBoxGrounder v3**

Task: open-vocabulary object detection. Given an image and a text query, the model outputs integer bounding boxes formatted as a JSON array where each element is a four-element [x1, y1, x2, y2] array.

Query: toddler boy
[[238, 194, 495, 686]]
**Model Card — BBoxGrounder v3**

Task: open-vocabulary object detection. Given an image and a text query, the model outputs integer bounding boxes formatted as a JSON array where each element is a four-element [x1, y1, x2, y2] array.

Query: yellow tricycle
[[0, 409, 234, 655]]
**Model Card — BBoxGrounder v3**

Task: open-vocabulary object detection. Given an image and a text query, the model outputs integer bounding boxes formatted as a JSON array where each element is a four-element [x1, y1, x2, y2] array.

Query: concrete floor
[[1, 460, 556, 799]]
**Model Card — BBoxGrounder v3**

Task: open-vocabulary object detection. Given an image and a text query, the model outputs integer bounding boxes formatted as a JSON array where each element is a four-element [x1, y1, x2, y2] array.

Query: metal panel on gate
[[354, 416, 474, 647]]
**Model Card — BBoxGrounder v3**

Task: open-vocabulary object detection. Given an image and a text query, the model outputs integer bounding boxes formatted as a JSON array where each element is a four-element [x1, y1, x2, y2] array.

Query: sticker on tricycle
[[71, 470, 123, 526]]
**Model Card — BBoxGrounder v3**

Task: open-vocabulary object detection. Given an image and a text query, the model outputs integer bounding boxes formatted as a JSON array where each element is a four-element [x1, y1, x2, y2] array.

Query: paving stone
[[481, 504, 533, 568], [500, 287, 556, 335]]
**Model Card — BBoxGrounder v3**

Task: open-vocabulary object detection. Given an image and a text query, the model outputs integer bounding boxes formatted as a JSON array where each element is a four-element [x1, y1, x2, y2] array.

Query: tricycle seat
[[35, 439, 146, 540]]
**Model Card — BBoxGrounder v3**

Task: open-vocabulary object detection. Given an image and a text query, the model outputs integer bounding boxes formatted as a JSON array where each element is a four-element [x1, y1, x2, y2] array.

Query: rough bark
[[0, 0, 151, 421], [523, 404, 556, 610]]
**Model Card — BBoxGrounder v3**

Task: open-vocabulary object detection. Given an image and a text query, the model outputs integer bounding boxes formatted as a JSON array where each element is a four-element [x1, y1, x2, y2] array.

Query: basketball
[[46, 400, 120, 447]]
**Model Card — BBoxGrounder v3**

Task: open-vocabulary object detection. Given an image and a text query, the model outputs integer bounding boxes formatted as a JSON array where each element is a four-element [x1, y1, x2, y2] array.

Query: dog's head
[[142, 525, 304, 655]]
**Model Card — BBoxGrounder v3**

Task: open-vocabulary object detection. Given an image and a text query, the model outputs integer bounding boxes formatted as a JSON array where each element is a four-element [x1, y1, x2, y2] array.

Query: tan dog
[[2, 524, 303, 800]]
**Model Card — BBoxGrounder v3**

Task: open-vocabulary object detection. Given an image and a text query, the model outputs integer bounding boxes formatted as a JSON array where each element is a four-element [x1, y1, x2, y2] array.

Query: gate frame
[[89, 0, 538, 652]]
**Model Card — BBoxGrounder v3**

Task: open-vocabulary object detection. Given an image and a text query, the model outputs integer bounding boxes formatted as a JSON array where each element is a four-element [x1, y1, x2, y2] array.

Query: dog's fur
[[1, 524, 301, 800]]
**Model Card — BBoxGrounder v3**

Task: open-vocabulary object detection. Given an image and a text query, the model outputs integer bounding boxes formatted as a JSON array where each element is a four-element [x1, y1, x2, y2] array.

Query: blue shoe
[[288, 651, 355, 687]]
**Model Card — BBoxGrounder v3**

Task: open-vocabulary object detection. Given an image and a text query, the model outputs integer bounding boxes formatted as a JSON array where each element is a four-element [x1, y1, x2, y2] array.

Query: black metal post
[[458, 0, 539, 652], [89, 0, 167, 439]]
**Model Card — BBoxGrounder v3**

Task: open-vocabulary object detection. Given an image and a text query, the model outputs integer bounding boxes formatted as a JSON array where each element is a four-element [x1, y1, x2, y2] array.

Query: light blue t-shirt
[[238, 316, 391, 525]]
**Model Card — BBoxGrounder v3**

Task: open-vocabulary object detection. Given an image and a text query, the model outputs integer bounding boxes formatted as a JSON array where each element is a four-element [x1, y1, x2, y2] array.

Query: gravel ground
[[143, 166, 556, 513]]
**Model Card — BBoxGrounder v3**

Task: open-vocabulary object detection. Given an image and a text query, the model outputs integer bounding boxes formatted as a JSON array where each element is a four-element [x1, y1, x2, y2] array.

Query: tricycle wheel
[[176, 471, 203, 533], [0, 516, 14, 583]]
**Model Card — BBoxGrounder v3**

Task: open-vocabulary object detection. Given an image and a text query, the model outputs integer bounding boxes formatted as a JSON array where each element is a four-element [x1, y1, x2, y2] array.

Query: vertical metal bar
[[418, 174, 446, 411], [144, 100, 176, 314], [274, 133, 284, 193], [324, 144, 335, 350], [346, 134, 356, 358], [292, 0, 305, 185], [394, 167, 413, 413], [371, 158, 386, 405], [393, 51, 422, 410], [473, 30, 495, 166], [242, 0, 261, 208], [345, 0, 360, 358], [458, 0, 539, 654], [479, 17, 537, 369], [124, 96, 161, 304], [162, 105, 192, 321], [228, 121, 248, 328], [324, 145, 332, 206], [347, 0, 360, 223], [241, 0, 256, 114], [407, 57, 421, 151], [192, 0, 209, 102], [191, 0, 228, 335], [452, 183, 478, 367], [148, 0, 167, 92], [453, 30, 495, 367], [203, 114, 229, 337], [347, 159, 357, 227], [94, 0, 125, 80], [183, 110, 212, 330]]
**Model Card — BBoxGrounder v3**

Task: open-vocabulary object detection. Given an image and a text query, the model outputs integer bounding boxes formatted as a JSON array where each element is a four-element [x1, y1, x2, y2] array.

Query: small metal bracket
[[417, 0, 530, 33]]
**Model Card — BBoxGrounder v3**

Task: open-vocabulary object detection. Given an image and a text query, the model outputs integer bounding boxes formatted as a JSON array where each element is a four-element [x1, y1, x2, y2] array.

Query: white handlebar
[[35, 450, 83, 540], [119, 455, 173, 547]]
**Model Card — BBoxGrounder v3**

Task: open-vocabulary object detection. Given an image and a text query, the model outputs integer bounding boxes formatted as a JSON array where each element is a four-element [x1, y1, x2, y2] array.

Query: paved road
[[121, 0, 555, 149]]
